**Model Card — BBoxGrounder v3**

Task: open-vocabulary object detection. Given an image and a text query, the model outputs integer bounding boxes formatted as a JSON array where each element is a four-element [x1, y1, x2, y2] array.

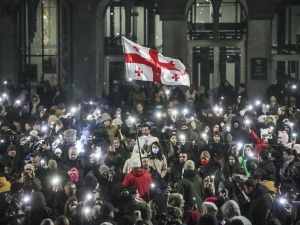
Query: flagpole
[[134, 122, 143, 168]]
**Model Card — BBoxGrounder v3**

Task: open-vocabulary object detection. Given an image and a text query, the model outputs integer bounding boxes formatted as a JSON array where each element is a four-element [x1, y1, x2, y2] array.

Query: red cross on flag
[[122, 37, 190, 86]]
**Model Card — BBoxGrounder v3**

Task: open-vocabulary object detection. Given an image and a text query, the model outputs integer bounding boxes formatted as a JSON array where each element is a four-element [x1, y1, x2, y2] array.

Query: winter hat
[[169, 207, 183, 219], [0, 176, 11, 193], [24, 164, 35, 171], [221, 200, 241, 218], [48, 160, 57, 170], [84, 175, 98, 190], [201, 202, 218, 216], [7, 145, 17, 152], [68, 167, 79, 182], [184, 210, 202, 225], [100, 203, 119, 214], [131, 158, 141, 168], [57, 103, 65, 110], [168, 193, 182, 207], [48, 115, 58, 124], [258, 115, 267, 123], [184, 160, 195, 171], [54, 148, 62, 154], [205, 196, 225, 208], [112, 118, 123, 126], [197, 213, 218, 225], [282, 121, 293, 133], [277, 131, 289, 144], [101, 113, 112, 122], [99, 165, 110, 176], [213, 131, 221, 136], [40, 219, 54, 225], [29, 130, 38, 138], [260, 129, 269, 138]]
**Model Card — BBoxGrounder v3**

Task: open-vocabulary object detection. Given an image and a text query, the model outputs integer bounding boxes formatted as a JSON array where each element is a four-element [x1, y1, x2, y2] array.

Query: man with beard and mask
[[62, 146, 86, 183], [47, 181, 77, 216], [98, 165, 122, 205], [123, 158, 152, 202]]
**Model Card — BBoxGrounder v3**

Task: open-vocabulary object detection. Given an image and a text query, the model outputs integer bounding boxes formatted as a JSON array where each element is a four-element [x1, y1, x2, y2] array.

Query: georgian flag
[[122, 37, 190, 86]]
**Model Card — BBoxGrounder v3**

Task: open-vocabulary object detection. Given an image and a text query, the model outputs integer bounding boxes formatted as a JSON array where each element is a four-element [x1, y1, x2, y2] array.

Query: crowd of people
[[0, 78, 300, 225]]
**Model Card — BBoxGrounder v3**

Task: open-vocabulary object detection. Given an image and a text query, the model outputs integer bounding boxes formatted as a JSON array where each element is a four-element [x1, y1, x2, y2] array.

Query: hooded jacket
[[238, 144, 256, 177], [221, 200, 240, 218], [122, 169, 152, 202]]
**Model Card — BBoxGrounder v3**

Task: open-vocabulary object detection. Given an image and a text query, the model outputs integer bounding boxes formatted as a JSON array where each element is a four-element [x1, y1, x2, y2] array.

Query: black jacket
[[248, 183, 272, 225], [256, 159, 276, 181]]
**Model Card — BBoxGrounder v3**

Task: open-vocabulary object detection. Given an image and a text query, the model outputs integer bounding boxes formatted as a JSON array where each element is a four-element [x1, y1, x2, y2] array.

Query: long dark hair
[[223, 154, 245, 178], [149, 141, 164, 160]]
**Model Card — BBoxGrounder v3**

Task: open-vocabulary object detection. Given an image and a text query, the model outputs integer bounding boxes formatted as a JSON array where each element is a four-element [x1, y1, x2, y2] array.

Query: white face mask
[[152, 148, 159, 154], [69, 205, 77, 213]]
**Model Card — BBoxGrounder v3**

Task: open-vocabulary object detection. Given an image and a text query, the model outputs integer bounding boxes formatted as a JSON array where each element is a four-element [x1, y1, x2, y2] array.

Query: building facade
[[0, 0, 299, 101]]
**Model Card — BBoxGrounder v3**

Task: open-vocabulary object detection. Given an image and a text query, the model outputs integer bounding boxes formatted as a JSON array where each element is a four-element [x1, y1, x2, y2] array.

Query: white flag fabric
[[122, 37, 190, 86]]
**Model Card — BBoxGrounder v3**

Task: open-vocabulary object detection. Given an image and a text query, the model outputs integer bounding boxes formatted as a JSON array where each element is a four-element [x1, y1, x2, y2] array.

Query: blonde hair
[[200, 151, 210, 159]]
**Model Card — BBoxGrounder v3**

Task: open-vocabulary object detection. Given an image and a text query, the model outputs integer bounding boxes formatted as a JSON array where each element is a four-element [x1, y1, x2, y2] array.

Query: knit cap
[[68, 167, 79, 182], [184, 160, 195, 171]]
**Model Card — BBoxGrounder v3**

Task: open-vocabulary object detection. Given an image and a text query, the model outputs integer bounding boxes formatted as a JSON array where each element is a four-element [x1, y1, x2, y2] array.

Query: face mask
[[201, 159, 209, 165], [69, 205, 77, 213], [69, 172, 79, 182], [152, 148, 159, 154]]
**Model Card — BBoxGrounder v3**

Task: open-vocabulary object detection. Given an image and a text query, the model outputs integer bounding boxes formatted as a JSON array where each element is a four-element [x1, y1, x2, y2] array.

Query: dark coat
[[256, 159, 276, 181], [247, 184, 272, 225], [178, 170, 204, 211]]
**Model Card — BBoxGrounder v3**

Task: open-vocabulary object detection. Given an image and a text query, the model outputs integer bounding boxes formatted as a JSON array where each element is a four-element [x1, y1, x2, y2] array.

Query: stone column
[[72, 0, 97, 100], [0, 0, 20, 83], [158, 0, 189, 68], [246, 0, 275, 99]]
